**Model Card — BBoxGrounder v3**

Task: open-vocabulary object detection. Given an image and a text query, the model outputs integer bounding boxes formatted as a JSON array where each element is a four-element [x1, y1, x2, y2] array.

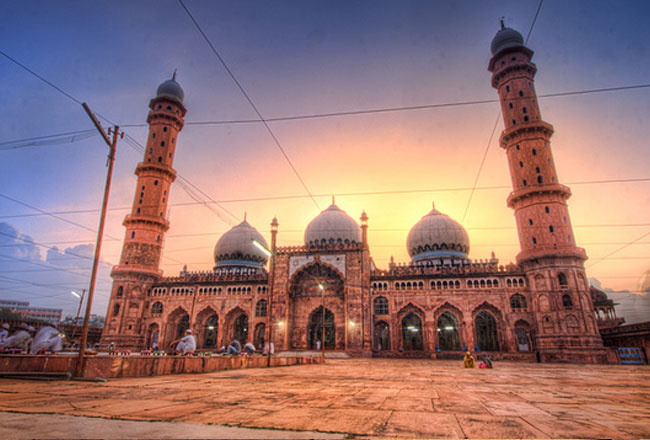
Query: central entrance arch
[[475, 310, 499, 351], [437, 312, 461, 351], [374, 321, 390, 351], [308, 306, 335, 349]]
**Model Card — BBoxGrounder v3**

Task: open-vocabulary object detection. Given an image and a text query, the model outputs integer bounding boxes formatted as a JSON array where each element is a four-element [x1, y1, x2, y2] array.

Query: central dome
[[407, 203, 470, 263], [304, 203, 361, 246], [214, 220, 269, 268]]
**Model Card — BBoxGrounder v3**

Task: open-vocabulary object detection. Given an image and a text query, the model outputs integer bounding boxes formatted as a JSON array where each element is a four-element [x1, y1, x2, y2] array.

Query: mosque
[[100, 25, 616, 363]]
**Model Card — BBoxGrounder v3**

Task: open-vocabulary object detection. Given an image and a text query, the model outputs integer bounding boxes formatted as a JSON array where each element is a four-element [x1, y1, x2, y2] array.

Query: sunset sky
[[1, 0, 649, 320]]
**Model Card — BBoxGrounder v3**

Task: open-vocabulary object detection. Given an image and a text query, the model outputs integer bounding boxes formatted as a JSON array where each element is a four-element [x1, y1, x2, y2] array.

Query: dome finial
[[332, 195, 335, 205], [244, 211, 247, 222], [500, 17, 505, 29], [432, 200, 436, 210], [172, 69, 177, 81]]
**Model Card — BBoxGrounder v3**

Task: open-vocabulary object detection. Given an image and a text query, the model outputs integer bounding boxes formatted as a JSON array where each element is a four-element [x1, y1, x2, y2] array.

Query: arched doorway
[[475, 311, 499, 351], [203, 314, 219, 349], [401, 313, 423, 350], [233, 314, 248, 344], [254, 323, 265, 349], [164, 307, 190, 349], [374, 321, 390, 351], [514, 320, 531, 352], [308, 306, 335, 349], [176, 314, 190, 339], [146, 323, 159, 349], [437, 312, 461, 351]]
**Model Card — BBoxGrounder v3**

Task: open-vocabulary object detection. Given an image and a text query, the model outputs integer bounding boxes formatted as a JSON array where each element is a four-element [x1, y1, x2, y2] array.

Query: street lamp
[[252, 240, 272, 257], [70, 289, 86, 344]]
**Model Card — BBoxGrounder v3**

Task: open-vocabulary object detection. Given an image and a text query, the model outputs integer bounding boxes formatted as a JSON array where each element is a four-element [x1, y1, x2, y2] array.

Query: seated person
[[244, 342, 256, 354], [226, 339, 241, 355], [463, 351, 476, 368], [171, 329, 196, 355], [30, 324, 63, 354]]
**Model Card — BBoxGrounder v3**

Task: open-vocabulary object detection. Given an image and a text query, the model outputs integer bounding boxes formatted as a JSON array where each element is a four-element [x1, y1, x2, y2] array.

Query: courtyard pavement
[[1, 358, 649, 439]]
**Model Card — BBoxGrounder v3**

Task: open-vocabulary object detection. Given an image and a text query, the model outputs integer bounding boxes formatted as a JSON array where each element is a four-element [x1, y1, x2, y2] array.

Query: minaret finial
[[331, 195, 335, 205], [244, 212, 247, 222], [172, 69, 177, 81], [500, 17, 505, 29], [432, 200, 436, 210]]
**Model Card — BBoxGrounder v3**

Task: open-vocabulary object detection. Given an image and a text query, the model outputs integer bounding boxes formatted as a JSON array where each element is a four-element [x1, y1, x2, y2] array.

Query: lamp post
[[70, 289, 86, 343], [318, 283, 325, 359], [253, 221, 276, 367]]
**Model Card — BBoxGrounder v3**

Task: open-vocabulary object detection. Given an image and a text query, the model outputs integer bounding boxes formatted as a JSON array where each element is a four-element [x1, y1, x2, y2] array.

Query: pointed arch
[[164, 306, 190, 348], [224, 306, 249, 345]]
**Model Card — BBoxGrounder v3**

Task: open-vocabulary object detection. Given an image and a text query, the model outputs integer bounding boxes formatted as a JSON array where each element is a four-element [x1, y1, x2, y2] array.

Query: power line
[[0, 231, 93, 261], [1, 176, 648, 220], [0, 129, 97, 150], [0, 254, 92, 279], [586, 230, 650, 269], [525, 0, 545, 44], [177, 0, 321, 212]]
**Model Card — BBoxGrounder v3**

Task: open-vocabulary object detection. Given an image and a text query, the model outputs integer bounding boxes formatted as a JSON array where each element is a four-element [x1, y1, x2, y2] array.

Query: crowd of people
[[0, 322, 65, 354]]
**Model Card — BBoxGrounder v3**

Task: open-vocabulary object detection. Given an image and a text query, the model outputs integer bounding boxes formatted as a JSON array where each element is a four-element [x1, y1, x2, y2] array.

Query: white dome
[[407, 203, 470, 262], [491, 26, 524, 56], [214, 220, 269, 268], [305, 204, 361, 246], [156, 73, 184, 104]]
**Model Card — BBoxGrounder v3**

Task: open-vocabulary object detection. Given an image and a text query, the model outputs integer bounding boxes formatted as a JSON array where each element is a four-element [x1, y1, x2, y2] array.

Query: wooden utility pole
[[70, 289, 86, 342], [75, 103, 121, 378]]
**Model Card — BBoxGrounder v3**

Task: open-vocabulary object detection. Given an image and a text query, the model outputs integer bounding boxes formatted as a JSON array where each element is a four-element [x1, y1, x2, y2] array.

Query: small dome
[[407, 203, 470, 262], [305, 203, 361, 246], [214, 220, 269, 268], [491, 26, 524, 56], [156, 73, 184, 104]]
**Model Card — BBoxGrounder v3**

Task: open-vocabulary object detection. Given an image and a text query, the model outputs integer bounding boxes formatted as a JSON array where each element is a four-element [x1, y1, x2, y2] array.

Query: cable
[[177, 0, 321, 212], [0, 231, 93, 261], [0, 129, 96, 150], [462, 5, 545, 225], [586, 230, 650, 269], [0, 254, 92, 279], [1, 176, 649, 221]]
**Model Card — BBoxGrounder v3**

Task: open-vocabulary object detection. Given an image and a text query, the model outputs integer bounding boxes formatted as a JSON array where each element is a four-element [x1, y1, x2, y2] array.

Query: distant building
[[0, 299, 62, 325]]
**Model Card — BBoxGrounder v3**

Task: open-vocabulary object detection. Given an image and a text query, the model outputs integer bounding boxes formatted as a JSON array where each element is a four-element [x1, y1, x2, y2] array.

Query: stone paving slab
[[1, 358, 649, 439]]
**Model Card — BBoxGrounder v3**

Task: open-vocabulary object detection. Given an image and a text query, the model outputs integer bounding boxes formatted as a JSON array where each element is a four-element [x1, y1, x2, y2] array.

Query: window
[[524, 116, 529, 121], [532, 148, 537, 155], [516, 144, 520, 151], [509, 103, 513, 109], [172, 138, 175, 143], [549, 225, 554, 232], [164, 190, 167, 195], [568, 235, 572, 242], [523, 179, 527, 186], [545, 206, 550, 213], [161, 141, 165, 147], [558, 272, 568, 287], [563, 217, 567, 224], [512, 119, 516, 125], [138, 199, 142, 204], [519, 91, 524, 97], [255, 299, 267, 317], [537, 176, 543, 184], [532, 237, 537, 244], [140, 192, 144, 197], [152, 133, 156, 138], [158, 156, 162, 162], [169, 153, 172, 158], [151, 302, 163, 314], [154, 180, 158, 185], [528, 219, 533, 225], [136, 208, 140, 214], [141, 186, 145, 190], [131, 231, 135, 239], [522, 107, 527, 114], [163, 126, 168, 132], [506, 85, 510, 92], [112, 303, 120, 316], [510, 294, 528, 311], [519, 161, 523, 168], [166, 105, 172, 111], [162, 198, 166, 203], [562, 294, 573, 308], [374, 296, 389, 315], [117, 286, 123, 297], [156, 235, 160, 243], [535, 167, 540, 173], [149, 148, 152, 153]]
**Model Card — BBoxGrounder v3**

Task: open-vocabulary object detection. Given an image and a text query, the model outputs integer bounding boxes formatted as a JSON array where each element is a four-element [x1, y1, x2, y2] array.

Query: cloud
[[590, 277, 650, 325], [0, 222, 113, 318]]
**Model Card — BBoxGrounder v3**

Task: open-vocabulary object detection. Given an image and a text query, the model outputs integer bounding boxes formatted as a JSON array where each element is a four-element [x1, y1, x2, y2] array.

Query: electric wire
[[177, 0, 321, 211], [0, 129, 97, 150]]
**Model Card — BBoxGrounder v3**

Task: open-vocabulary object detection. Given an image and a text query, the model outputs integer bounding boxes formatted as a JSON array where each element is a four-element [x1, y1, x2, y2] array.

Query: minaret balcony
[[123, 214, 170, 231], [507, 183, 572, 208], [500, 121, 554, 148], [111, 264, 163, 278], [517, 245, 587, 262], [135, 162, 177, 181]]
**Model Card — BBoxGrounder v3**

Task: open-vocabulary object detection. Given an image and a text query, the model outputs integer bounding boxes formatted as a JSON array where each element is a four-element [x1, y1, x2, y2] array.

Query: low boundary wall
[[0, 354, 322, 379]]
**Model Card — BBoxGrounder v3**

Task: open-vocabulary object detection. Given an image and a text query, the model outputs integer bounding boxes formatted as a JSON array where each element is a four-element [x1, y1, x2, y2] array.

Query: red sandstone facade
[[100, 28, 612, 363]]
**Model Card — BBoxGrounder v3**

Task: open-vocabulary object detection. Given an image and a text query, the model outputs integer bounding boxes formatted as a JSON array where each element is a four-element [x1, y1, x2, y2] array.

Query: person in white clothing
[[30, 325, 63, 354], [1, 323, 33, 352], [172, 329, 196, 355], [0, 323, 9, 345]]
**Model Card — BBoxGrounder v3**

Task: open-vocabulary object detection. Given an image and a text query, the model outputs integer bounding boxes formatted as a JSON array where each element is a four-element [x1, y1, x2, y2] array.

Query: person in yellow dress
[[463, 350, 476, 368]]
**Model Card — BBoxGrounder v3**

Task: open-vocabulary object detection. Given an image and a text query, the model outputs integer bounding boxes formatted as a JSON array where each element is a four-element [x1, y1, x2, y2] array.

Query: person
[[262, 342, 274, 355], [0, 323, 9, 344], [108, 342, 116, 352], [1, 323, 33, 352], [30, 324, 63, 354], [226, 339, 241, 355], [481, 353, 493, 369], [463, 350, 476, 368], [315, 339, 321, 351], [171, 329, 196, 355], [244, 342, 256, 355]]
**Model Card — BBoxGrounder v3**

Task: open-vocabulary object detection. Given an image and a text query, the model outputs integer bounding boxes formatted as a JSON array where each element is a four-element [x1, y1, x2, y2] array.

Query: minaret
[[489, 25, 606, 363], [101, 74, 187, 349]]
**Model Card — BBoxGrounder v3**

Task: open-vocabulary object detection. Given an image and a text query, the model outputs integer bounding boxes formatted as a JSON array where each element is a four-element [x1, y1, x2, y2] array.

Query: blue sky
[[1, 0, 649, 320]]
